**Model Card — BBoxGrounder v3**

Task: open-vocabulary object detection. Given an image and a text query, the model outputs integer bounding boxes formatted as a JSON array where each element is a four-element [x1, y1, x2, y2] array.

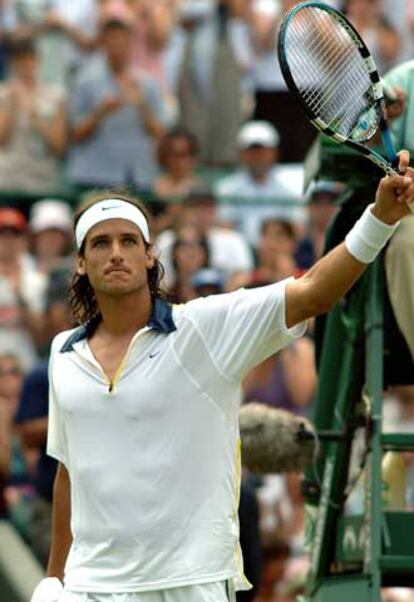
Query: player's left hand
[[371, 150, 414, 225], [30, 577, 63, 602]]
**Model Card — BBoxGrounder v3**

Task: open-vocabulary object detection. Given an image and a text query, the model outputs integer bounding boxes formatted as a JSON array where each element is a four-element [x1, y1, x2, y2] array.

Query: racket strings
[[284, 7, 378, 140], [290, 10, 369, 98], [289, 13, 370, 110], [293, 19, 353, 89]]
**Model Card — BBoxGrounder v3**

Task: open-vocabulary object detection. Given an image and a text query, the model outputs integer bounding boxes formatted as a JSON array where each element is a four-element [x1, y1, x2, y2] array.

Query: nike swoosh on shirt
[[149, 351, 161, 359]]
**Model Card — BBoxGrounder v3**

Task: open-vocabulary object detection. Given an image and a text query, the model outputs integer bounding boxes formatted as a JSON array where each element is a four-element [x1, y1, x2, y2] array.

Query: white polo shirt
[[47, 279, 306, 594]]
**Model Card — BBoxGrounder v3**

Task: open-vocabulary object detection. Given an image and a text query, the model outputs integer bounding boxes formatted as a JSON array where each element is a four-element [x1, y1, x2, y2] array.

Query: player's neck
[[96, 288, 152, 337]]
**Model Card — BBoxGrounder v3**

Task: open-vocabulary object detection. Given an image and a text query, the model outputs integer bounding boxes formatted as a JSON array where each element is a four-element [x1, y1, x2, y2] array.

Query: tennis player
[[31, 152, 414, 602]]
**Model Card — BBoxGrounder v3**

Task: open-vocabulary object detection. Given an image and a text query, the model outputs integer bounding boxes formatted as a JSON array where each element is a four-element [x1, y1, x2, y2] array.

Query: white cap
[[30, 199, 73, 234], [237, 121, 280, 150]]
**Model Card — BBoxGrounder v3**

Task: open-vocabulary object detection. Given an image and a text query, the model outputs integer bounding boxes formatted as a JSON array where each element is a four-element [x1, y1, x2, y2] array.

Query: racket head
[[277, 1, 385, 145]]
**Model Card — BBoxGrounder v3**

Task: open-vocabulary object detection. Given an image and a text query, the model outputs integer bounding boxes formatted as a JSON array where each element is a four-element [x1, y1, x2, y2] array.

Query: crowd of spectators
[[0, 1, 413, 601]]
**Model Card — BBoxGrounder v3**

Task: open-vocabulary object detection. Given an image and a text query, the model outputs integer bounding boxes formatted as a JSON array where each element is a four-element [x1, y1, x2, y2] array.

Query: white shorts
[[59, 581, 235, 602]]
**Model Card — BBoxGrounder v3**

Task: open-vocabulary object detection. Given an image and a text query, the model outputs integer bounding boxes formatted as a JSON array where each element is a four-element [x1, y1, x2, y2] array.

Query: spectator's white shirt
[[215, 165, 306, 243], [47, 282, 305, 593], [156, 227, 253, 288]]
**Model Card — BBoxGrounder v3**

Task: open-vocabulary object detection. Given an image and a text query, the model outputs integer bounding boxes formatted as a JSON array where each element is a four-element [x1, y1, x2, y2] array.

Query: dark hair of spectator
[[184, 188, 217, 206], [9, 36, 36, 59], [157, 128, 199, 169], [69, 190, 165, 325], [260, 218, 295, 239]]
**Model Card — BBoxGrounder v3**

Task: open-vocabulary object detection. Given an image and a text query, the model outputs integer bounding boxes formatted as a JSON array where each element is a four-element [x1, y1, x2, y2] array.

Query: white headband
[[75, 199, 150, 249]]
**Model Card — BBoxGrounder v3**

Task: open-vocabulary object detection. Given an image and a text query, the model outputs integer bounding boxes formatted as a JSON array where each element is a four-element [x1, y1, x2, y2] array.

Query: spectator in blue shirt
[[67, 13, 168, 190]]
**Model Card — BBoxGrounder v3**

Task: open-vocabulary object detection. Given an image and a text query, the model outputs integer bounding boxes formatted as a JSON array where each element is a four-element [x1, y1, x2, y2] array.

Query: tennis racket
[[277, 1, 400, 178]]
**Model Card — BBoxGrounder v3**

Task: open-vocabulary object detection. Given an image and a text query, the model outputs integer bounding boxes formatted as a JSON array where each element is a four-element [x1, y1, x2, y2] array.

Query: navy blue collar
[[60, 297, 176, 353]]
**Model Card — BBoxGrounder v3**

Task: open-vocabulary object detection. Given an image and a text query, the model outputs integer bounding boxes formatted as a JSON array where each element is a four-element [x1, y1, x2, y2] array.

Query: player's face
[[77, 219, 154, 297]]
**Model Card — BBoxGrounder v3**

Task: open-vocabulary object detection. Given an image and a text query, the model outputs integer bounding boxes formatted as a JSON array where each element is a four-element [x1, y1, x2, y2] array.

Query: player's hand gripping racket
[[278, 2, 405, 182]]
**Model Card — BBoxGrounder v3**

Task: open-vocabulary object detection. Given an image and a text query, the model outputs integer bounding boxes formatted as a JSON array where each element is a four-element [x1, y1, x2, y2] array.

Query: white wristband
[[30, 577, 63, 602], [345, 204, 399, 264]]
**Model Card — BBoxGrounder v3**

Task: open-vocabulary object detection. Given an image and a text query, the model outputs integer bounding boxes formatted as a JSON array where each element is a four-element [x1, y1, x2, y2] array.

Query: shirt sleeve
[[183, 278, 306, 381], [46, 337, 69, 467]]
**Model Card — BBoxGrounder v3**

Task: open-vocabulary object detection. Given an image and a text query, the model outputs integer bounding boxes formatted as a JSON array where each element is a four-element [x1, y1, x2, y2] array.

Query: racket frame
[[277, 1, 399, 176]]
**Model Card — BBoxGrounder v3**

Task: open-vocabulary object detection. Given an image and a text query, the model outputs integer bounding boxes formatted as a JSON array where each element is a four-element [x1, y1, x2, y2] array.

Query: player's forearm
[[298, 242, 366, 319], [47, 463, 72, 582]]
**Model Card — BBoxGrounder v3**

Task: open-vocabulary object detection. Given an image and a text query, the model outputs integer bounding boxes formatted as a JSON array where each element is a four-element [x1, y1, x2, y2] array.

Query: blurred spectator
[[270, 473, 308, 601], [0, 36, 67, 193], [383, 385, 414, 433], [215, 121, 305, 244], [249, 0, 317, 162], [296, 181, 344, 270], [254, 218, 302, 284], [0, 403, 10, 518], [0, 351, 35, 537], [177, 0, 254, 165], [277, 554, 309, 602], [192, 267, 224, 297], [341, 0, 400, 75], [275, 473, 306, 559], [15, 269, 72, 566], [67, 13, 168, 190], [38, 0, 99, 88], [167, 225, 210, 303], [157, 189, 253, 288], [0, 0, 19, 79], [254, 471, 309, 602], [0, 207, 46, 369], [255, 540, 289, 602], [254, 473, 289, 602], [126, 0, 185, 124], [243, 332, 316, 415], [154, 127, 204, 200], [0, 353, 20, 519], [29, 198, 73, 274]]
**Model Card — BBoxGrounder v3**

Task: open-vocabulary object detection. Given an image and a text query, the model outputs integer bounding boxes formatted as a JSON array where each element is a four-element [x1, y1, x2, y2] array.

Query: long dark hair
[[68, 190, 165, 325]]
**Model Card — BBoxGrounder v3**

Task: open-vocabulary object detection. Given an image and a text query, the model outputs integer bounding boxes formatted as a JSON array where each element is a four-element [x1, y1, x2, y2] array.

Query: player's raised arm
[[285, 151, 414, 328]]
